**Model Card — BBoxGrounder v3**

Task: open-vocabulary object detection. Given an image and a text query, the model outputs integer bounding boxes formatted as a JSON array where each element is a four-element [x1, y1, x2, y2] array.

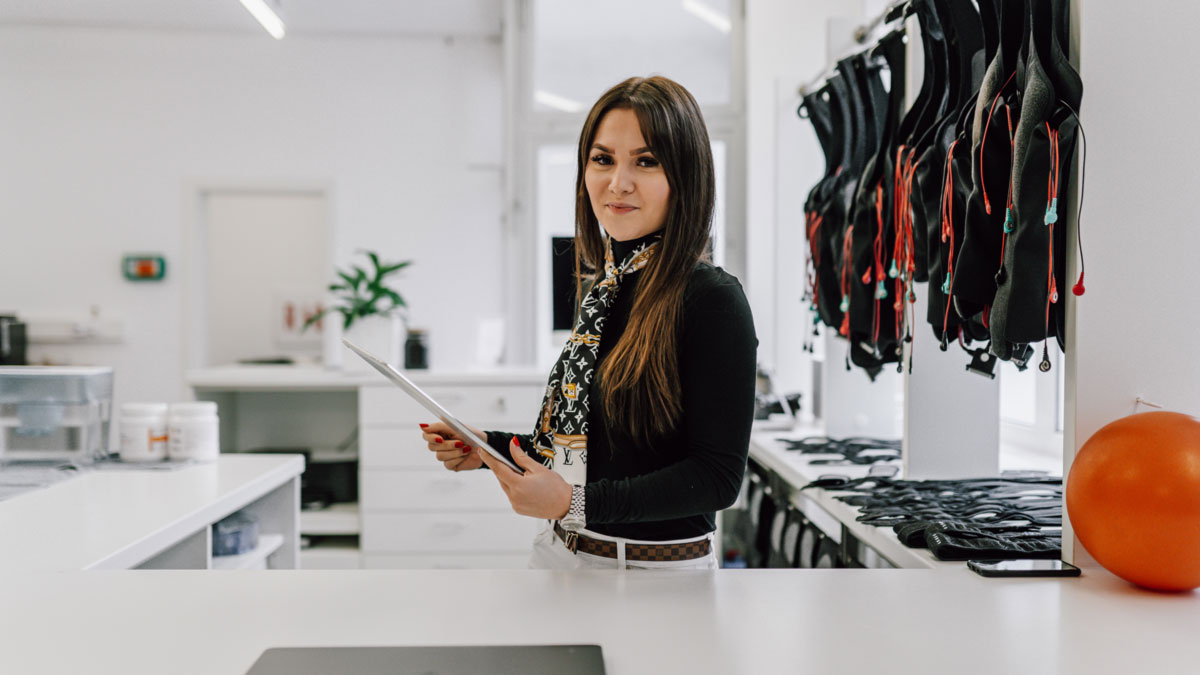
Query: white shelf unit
[[300, 541, 362, 570], [358, 376, 545, 569], [300, 502, 360, 536], [189, 366, 547, 570], [212, 533, 285, 571]]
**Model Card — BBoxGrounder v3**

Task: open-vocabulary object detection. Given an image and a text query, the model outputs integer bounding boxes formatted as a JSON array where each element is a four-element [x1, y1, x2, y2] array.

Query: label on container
[[168, 418, 219, 462], [119, 421, 168, 462]]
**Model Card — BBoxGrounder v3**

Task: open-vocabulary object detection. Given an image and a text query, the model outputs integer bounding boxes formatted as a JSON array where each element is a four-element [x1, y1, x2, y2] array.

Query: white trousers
[[527, 520, 718, 570]]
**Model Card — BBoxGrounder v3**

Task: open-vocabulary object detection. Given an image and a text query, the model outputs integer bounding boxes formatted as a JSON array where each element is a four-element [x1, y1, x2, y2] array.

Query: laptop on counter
[[244, 645, 606, 674]]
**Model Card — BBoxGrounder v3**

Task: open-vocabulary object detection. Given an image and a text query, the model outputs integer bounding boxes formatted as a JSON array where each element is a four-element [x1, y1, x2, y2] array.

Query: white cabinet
[[358, 375, 545, 569]]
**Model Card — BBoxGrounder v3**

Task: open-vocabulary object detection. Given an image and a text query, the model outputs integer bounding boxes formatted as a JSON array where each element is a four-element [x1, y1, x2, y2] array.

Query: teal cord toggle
[[1003, 207, 1014, 234], [1044, 198, 1059, 225], [888, 260, 899, 278], [941, 273, 952, 295], [875, 280, 888, 300], [839, 295, 849, 312]]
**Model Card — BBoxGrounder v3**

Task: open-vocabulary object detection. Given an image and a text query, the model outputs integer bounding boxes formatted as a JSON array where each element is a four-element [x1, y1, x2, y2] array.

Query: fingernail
[[455, 441, 464, 448], [435, 437, 443, 443], [462, 448, 470, 455], [419, 423, 429, 429], [511, 436, 520, 445]]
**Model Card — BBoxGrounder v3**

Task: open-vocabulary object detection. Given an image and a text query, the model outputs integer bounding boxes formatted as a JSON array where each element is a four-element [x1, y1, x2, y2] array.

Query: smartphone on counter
[[968, 559, 1081, 578]]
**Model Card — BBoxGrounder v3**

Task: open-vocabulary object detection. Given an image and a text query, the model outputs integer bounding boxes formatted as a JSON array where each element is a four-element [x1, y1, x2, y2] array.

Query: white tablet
[[343, 338, 524, 474]]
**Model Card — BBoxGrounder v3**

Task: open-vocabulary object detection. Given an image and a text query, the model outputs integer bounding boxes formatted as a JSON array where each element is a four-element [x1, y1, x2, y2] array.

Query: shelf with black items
[[724, 449, 907, 570], [253, 442, 362, 569], [738, 432, 1064, 569]]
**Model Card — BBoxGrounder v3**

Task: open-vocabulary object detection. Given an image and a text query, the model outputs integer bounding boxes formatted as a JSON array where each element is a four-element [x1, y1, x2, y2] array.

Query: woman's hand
[[419, 421, 485, 472], [477, 437, 572, 520]]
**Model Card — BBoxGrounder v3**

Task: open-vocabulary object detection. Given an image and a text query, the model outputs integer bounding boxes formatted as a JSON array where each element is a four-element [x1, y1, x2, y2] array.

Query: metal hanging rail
[[798, 0, 910, 96]]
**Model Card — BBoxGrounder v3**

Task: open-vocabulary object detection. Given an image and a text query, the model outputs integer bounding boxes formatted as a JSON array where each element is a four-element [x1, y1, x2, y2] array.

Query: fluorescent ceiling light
[[535, 90, 585, 114], [681, 0, 731, 34], [238, 0, 286, 40]]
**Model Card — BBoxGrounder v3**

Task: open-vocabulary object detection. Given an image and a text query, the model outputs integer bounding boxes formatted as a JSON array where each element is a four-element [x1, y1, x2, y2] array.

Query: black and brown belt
[[552, 522, 712, 562]]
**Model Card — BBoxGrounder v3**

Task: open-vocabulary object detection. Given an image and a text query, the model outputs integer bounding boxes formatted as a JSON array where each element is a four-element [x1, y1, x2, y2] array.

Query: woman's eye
[[637, 156, 660, 168], [590, 154, 612, 165]]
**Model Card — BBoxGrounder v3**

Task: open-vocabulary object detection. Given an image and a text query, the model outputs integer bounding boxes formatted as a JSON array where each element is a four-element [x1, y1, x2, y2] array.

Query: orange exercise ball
[[1066, 411, 1200, 591]]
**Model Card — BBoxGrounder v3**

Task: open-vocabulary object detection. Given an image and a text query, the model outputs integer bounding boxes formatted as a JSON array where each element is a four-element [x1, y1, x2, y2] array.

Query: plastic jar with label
[[168, 401, 220, 463], [118, 402, 169, 462]]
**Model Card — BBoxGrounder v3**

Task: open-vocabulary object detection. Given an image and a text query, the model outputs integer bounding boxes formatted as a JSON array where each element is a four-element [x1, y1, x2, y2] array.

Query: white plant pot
[[343, 313, 404, 371]]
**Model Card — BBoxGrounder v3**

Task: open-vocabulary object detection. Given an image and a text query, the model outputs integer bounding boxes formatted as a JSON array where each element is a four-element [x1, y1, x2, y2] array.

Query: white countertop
[[0, 454, 303, 570], [187, 365, 546, 390], [0, 567, 1195, 674]]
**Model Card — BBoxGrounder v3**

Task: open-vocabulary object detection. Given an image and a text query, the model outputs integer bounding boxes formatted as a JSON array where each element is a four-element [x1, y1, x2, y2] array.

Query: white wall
[[0, 26, 503, 405], [746, 0, 861, 406], [1063, 2, 1200, 560]]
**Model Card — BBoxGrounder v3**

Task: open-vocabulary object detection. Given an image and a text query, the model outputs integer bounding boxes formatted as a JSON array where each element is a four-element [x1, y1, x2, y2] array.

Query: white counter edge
[[87, 455, 304, 570]]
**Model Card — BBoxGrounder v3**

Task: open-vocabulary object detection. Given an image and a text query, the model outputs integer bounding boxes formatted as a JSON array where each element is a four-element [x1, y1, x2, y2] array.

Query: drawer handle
[[430, 521, 467, 536], [495, 396, 506, 414]]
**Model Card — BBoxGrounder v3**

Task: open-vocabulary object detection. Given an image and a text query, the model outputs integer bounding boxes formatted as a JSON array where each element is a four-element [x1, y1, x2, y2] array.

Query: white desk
[[187, 365, 549, 570], [0, 567, 1195, 674], [0, 454, 303, 570]]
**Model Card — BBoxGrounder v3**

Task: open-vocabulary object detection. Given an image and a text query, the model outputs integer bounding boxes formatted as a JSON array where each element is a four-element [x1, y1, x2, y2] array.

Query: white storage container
[[168, 402, 219, 462], [118, 402, 169, 462]]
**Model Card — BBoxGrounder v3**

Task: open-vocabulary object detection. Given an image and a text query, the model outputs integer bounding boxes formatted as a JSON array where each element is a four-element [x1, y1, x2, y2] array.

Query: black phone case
[[968, 559, 1081, 577]]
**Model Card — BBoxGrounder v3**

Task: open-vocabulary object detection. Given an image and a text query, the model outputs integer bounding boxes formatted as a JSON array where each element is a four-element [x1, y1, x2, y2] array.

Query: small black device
[[968, 559, 1081, 578], [245, 645, 606, 674]]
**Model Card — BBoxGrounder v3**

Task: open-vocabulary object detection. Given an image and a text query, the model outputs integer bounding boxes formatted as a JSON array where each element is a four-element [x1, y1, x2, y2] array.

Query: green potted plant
[[305, 251, 412, 367]]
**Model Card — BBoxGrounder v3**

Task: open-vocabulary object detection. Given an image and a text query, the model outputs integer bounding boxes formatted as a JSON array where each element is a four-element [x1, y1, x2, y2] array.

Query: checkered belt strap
[[553, 522, 712, 562]]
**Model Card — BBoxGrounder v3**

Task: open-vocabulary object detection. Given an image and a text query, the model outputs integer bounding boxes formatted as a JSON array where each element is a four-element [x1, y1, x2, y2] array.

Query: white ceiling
[[0, 0, 503, 37]]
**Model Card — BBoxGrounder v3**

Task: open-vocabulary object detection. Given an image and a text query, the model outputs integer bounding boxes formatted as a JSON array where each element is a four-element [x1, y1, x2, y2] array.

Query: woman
[[419, 76, 757, 570]]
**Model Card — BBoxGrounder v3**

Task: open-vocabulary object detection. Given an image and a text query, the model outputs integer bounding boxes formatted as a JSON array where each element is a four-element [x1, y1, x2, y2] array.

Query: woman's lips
[[607, 204, 638, 215]]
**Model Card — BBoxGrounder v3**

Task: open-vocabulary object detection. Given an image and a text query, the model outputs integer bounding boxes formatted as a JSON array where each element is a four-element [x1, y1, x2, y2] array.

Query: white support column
[[902, 285, 999, 479], [823, 332, 903, 439], [1061, 2, 1200, 565], [898, 12, 999, 480]]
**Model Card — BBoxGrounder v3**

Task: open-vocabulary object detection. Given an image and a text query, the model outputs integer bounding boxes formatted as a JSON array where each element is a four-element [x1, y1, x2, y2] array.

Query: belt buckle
[[563, 530, 579, 554]]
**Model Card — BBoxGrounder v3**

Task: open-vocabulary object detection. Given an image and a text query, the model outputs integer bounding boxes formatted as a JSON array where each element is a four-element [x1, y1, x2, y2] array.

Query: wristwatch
[[560, 484, 586, 532]]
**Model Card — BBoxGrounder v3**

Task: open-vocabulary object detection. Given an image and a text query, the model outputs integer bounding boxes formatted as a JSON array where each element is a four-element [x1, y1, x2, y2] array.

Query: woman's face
[[584, 108, 670, 242]]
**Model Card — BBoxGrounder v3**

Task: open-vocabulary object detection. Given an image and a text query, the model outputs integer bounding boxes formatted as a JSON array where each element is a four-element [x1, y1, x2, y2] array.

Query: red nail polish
[[511, 436, 520, 445], [462, 447, 470, 455], [455, 441, 464, 448], [435, 437, 443, 443], [419, 423, 429, 429]]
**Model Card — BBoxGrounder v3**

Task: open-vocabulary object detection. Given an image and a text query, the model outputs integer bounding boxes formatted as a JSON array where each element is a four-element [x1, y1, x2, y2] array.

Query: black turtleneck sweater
[[486, 232, 758, 541]]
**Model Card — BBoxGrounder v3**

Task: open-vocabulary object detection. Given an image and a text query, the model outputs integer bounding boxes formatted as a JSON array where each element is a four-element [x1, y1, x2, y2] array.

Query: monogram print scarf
[[531, 234, 661, 487]]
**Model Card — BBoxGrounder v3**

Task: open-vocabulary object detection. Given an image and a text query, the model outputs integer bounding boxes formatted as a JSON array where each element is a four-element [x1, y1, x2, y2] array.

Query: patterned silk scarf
[[532, 234, 661, 488]]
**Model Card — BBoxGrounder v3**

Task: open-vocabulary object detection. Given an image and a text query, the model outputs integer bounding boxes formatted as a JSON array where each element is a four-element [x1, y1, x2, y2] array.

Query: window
[[507, 0, 745, 367]]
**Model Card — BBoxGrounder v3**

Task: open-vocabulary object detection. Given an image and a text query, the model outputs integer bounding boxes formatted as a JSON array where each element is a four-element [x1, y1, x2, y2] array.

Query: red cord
[[872, 183, 885, 344], [840, 225, 854, 337], [980, 71, 1018, 216], [941, 140, 960, 335], [1044, 123, 1061, 342], [805, 211, 823, 310]]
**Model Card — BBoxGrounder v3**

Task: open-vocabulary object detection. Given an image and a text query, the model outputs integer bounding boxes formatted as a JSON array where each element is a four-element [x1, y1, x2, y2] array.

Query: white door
[[200, 191, 329, 366]]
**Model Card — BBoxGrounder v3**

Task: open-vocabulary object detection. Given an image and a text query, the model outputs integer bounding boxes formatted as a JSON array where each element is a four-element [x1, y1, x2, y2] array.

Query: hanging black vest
[[989, 0, 1082, 366]]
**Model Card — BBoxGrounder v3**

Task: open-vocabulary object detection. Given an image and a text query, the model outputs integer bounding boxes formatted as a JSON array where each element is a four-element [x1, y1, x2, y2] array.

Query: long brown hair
[[573, 76, 715, 445]]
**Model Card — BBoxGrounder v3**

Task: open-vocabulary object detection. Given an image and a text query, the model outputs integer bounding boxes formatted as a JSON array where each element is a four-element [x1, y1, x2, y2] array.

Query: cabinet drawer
[[363, 552, 529, 570], [361, 469, 511, 511], [362, 512, 537, 553], [359, 384, 544, 427], [361, 425, 515, 469]]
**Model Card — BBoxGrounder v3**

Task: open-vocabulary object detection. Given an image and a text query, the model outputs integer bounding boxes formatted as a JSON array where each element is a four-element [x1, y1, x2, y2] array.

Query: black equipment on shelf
[[802, 474, 1063, 561]]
